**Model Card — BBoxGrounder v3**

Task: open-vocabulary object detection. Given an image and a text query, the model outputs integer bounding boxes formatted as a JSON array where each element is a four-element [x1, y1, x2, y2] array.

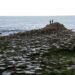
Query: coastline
[[0, 22, 75, 75]]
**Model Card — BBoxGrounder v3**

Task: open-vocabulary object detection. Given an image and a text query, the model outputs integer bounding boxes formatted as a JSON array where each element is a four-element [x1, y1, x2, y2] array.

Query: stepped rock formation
[[42, 22, 67, 31], [0, 22, 70, 39], [0, 21, 75, 75], [38, 22, 68, 34]]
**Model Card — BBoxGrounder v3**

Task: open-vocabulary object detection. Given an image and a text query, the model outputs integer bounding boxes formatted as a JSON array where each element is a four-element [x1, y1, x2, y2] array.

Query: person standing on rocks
[[52, 20, 53, 23], [50, 20, 51, 24]]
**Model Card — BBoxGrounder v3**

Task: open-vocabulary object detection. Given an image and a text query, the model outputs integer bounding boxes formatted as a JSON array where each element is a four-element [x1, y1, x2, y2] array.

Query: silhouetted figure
[[50, 20, 51, 24], [52, 20, 53, 23]]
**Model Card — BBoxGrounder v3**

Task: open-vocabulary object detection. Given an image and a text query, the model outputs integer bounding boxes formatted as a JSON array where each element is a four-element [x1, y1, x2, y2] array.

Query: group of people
[[50, 20, 54, 24]]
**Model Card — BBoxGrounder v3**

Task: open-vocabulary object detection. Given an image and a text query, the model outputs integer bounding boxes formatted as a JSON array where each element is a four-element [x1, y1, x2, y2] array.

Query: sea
[[0, 16, 75, 36]]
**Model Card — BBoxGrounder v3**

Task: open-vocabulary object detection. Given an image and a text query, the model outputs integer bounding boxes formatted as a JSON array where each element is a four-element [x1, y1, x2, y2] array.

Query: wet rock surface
[[0, 23, 75, 75]]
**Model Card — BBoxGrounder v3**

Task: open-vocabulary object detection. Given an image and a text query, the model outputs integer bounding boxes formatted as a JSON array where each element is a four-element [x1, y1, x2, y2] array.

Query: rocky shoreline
[[0, 22, 75, 75]]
